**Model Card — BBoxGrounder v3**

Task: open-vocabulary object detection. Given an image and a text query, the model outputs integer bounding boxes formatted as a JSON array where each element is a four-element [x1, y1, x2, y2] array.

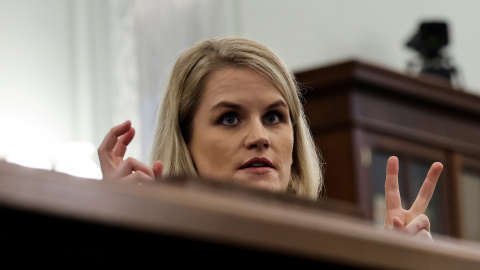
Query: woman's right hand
[[98, 120, 163, 183], [383, 156, 442, 241]]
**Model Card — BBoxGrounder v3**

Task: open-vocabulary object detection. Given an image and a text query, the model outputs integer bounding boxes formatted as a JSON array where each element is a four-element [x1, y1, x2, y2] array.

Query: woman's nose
[[244, 120, 270, 149]]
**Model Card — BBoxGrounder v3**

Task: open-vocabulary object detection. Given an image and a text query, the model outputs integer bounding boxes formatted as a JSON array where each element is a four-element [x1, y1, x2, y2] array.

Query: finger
[[98, 120, 132, 154], [411, 162, 443, 214], [404, 214, 430, 234], [414, 229, 433, 241], [385, 156, 402, 211], [104, 157, 155, 182], [152, 160, 164, 181], [98, 120, 132, 174], [385, 215, 403, 230], [392, 216, 404, 231], [112, 127, 135, 157]]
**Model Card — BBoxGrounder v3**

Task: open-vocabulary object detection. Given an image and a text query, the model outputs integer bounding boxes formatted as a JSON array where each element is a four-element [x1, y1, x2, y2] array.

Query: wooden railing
[[1, 160, 480, 268]]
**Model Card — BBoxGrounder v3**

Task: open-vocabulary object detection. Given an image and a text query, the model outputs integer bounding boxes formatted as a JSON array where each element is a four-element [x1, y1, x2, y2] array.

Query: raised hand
[[384, 156, 443, 241], [98, 120, 163, 183]]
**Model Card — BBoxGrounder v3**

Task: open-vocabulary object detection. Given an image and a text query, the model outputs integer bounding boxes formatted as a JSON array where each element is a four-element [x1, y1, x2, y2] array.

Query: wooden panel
[[2, 161, 480, 268], [296, 59, 480, 115], [297, 60, 480, 159], [351, 89, 480, 158], [303, 87, 353, 132], [313, 130, 356, 204]]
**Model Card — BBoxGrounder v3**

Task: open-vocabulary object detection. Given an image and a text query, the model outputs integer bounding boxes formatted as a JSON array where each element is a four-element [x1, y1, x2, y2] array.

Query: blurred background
[[0, 0, 478, 178]]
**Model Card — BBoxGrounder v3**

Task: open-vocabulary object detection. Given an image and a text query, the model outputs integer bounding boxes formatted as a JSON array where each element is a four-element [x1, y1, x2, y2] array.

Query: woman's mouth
[[239, 157, 275, 173]]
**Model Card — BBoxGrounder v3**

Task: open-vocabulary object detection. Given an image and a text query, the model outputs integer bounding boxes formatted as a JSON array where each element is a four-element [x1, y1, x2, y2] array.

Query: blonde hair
[[150, 37, 324, 200]]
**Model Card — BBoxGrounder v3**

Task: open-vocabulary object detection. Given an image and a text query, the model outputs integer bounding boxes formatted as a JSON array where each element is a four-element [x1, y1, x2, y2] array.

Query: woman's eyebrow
[[210, 101, 242, 112], [266, 100, 288, 110], [211, 100, 287, 112]]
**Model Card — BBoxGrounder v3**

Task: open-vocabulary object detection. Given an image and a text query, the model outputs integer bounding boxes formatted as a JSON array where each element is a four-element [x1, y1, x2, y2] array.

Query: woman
[[98, 37, 443, 240]]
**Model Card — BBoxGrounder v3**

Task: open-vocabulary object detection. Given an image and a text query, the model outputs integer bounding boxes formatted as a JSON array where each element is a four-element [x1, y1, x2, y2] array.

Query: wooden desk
[[1, 160, 480, 268]]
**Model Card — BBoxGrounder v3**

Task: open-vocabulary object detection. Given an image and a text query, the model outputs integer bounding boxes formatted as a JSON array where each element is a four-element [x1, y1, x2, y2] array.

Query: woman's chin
[[233, 176, 285, 193]]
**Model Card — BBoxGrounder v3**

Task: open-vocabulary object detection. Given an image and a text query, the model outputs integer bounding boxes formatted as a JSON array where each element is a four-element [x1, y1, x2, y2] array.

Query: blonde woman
[[98, 37, 443, 241]]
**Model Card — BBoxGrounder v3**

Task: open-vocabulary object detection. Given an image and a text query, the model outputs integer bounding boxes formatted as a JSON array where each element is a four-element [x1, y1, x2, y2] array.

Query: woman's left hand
[[384, 156, 443, 241]]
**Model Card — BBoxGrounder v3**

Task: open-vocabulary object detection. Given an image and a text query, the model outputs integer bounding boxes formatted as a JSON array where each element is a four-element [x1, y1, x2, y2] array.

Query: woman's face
[[188, 67, 294, 192]]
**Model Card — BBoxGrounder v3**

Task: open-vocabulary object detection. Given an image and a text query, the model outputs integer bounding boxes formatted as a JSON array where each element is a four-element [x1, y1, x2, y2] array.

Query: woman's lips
[[239, 157, 275, 169], [239, 157, 275, 174]]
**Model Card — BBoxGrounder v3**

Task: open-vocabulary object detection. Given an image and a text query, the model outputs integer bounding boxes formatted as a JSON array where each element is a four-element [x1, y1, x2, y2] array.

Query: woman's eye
[[220, 113, 238, 125], [264, 111, 281, 124]]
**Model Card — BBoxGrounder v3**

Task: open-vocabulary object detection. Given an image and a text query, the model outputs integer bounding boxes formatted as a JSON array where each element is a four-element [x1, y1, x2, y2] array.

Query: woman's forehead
[[200, 68, 287, 106]]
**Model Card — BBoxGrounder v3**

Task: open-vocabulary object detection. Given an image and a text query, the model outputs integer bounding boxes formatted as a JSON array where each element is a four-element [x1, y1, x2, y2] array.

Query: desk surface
[[1, 160, 480, 268]]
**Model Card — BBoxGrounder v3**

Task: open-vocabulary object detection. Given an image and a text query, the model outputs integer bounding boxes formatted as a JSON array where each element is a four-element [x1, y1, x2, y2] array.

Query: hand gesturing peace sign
[[384, 156, 443, 241]]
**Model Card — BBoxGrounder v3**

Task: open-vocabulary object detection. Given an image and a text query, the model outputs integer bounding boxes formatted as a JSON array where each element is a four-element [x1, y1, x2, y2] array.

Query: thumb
[[152, 160, 164, 181]]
